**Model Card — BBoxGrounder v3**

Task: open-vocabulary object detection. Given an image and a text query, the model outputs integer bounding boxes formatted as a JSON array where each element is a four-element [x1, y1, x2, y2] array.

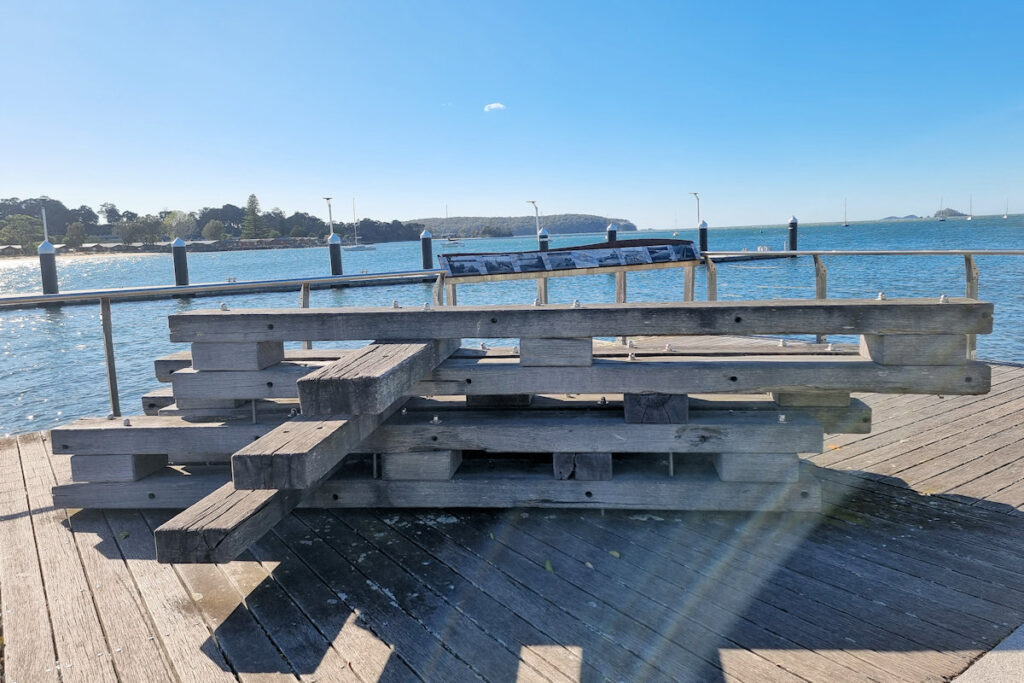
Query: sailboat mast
[[352, 198, 358, 242], [843, 198, 848, 227]]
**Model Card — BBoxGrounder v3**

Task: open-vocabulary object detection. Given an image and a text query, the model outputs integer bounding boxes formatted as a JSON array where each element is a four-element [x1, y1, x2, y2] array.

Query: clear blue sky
[[3, 1, 1023, 228]]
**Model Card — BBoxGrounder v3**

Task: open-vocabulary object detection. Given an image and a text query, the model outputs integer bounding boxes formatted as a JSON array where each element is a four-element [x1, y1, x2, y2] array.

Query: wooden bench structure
[[48, 297, 993, 564]]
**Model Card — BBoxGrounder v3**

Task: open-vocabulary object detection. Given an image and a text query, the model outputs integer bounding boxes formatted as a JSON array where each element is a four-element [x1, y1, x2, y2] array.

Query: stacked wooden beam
[[49, 298, 993, 564]]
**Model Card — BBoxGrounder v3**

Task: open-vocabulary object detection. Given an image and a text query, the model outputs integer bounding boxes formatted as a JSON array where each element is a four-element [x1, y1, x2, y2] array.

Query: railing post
[[813, 255, 827, 343], [965, 254, 979, 359], [433, 272, 446, 307], [683, 263, 695, 302], [299, 282, 312, 350], [705, 257, 717, 301], [615, 271, 627, 303], [99, 297, 121, 417], [445, 281, 458, 306], [536, 228, 549, 304]]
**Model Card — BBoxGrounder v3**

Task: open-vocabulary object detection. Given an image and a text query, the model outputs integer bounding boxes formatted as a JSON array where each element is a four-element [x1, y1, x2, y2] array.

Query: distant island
[[935, 208, 967, 218], [879, 214, 923, 221], [406, 213, 638, 238]]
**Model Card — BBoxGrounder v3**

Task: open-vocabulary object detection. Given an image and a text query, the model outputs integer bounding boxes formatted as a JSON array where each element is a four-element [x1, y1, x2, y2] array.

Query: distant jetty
[[406, 213, 638, 237]]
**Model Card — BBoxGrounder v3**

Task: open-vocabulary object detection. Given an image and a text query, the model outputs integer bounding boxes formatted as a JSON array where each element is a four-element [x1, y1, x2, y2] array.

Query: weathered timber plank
[[345, 512, 594, 681], [465, 394, 533, 408], [105, 510, 239, 681], [415, 355, 991, 396], [860, 333, 969, 365], [519, 337, 593, 366], [624, 392, 689, 423], [66, 510, 176, 682], [70, 453, 168, 482], [171, 361, 322, 400], [553, 452, 613, 480], [297, 338, 458, 415], [0, 437, 58, 682], [772, 391, 850, 407], [54, 468, 228, 509], [168, 298, 994, 342], [365, 409, 824, 454], [713, 452, 800, 482], [51, 416, 280, 456], [215, 550, 364, 682], [16, 433, 119, 682], [142, 386, 175, 414], [154, 483, 301, 563], [381, 450, 462, 480], [155, 347, 358, 381], [190, 341, 285, 371], [53, 465, 822, 511], [231, 412, 388, 489], [245, 532, 417, 682]]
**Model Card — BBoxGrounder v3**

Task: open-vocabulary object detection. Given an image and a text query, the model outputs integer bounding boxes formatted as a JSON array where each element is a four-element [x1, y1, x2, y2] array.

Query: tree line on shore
[[0, 194, 427, 254]]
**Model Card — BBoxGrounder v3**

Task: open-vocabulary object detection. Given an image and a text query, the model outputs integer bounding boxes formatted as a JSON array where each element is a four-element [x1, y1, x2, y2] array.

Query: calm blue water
[[2, 217, 1022, 436]]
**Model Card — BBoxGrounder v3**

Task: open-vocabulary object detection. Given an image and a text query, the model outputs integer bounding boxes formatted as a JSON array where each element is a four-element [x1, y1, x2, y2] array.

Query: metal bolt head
[[876, 292, 887, 301], [533, 297, 541, 306], [572, 299, 581, 308], [599, 396, 607, 405], [423, 302, 430, 310], [627, 339, 636, 348], [939, 294, 949, 303], [392, 300, 400, 308], [430, 415, 442, 425], [778, 414, 787, 423], [628, 352, 637, 361], [122, 418, 131, 426], [219, 302, 229, 311], [664, 343, 674, 352]]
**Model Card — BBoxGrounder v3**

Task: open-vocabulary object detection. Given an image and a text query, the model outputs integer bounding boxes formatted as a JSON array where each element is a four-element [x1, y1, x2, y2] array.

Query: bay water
[[1, 217, 1021, 436]]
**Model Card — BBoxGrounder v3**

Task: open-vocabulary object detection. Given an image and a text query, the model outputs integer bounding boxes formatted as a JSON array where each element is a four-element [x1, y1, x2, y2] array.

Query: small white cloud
[[483, 102, 506, 112]]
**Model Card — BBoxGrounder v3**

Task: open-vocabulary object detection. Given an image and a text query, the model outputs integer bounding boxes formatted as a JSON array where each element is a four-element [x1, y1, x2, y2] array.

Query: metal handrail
[[0, 268, 447, 308], [704, 249, 1024, 256]]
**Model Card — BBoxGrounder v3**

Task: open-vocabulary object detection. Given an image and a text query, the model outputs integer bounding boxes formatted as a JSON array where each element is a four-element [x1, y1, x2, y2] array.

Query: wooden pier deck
[[3, 356, 1024, 681]]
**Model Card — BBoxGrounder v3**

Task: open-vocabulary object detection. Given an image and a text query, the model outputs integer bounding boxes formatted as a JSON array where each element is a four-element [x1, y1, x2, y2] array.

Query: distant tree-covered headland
[[407, 213, 638, 238], [0, 194, 426, 255]]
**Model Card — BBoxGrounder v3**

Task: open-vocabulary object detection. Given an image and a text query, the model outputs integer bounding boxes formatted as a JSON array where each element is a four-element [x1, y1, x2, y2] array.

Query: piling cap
[[699, 220, 708, 229], [420, 229, 432, 239], [606, 223, 617, 232], [172, 237, 186, 248], [538, 227, 549, 238], [37, 239, 55, 255], [328, 232, 341, 245], [788, 215, 798, 227]]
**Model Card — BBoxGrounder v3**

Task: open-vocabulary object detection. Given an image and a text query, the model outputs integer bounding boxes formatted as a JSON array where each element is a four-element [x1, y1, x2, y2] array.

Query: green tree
[[112, 220, 140, 245], [136, 216, 165, 245], [241, 194, 265, 239], [0, 214, 44, 252], [99, 202, 121, 224], [163, 210, 198, 239], [202, 219, 227, 240], [65, 222, 86, 248], [289, 225, 308, 238]]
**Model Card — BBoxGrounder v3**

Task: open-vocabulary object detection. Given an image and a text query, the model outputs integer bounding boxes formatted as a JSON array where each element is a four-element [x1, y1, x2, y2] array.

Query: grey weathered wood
[[683, 264, 696, 301], [624, 393, 689, 423], [381, 450, 462, 480], [553, 452, 612, 480], [713, 452, 800, 482], [52, 416, 279, 457], [772, 391, 851, 407], [168, 298, 994, 343], [615, 271, 627, 303], [705, 257, 718, 301], [155, 483, 301, 563], [444, 281, 457, 306], [155, 347, 356, 381], [171, 361, 322, 401], [519, 337, 593, 367], [54, 468, 228, 508], [142, 386, 175, 414], [0, 437, 59, 682], [860, 334, 969, 365], [364, 409, 823, 454], [70, 453, 168, 482], [297, 339, 458, 415], [55, 466, 823, 512], [813, 254, 827, 343], [16, 433, 119, 682], [465, 393, 534, 408], [190, 341, 285, 371], [966, 254, 980, 359], [231, 411, 395, 489], [537, 276, 548, 304], [417, 355, 991, 397], [174, 397, 247, 410]]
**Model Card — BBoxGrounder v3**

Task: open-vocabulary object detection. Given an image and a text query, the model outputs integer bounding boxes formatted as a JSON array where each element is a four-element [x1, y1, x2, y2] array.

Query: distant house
[[0, 244, 23, 256]]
